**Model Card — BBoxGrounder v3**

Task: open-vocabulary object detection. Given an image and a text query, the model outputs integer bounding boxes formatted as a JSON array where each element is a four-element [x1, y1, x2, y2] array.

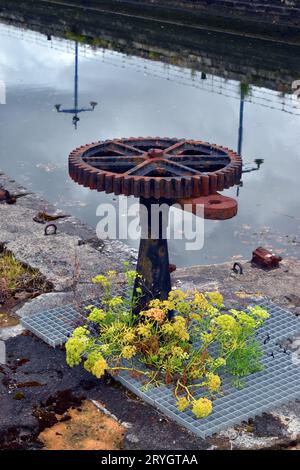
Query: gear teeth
[[97, 172, 105, 192], [201, 175, 209, 196], [132, 178, 141, 198], [223, 169, 232, 189], [153, 180, 159, 199], [113, 175, 123, 196], [141, 178, 150, 199], [162, 178, 171, 199], [123, 176, 132, 196], [169, 178, 177, 199], [209, 174, 218, 194]]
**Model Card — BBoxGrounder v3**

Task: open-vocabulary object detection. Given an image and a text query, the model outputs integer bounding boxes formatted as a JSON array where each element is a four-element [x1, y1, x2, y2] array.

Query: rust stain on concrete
[[38, 400, 125, 450]]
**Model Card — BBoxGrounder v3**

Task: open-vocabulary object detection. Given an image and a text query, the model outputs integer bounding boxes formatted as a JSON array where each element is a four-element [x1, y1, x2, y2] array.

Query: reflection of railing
[[1, 22, 300, 116]]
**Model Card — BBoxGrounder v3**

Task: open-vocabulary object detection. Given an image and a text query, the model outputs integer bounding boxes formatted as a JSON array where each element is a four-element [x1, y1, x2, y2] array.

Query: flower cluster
[[143, 307, 166, 324], [172, 316, 189, 341], [65, 326, 90, 367], [65, 268, 269, 420], [214, 314, 239, 332], [171, 347, 189, 360], [123, 330, 135, 344], [206, 292, 224, 308], [92, 274, 111, 289], [176, 396, 189, 412], [137, 322, 152, 338], [87, 308, 106, 324], [84, 351, 108, 378], [204, 372, 221, 393], [192, 397, 213, 419], [121, 345, 137, 360]]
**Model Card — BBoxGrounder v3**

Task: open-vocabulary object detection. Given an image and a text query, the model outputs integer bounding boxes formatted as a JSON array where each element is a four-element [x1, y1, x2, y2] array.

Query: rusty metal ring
[[44, 224, 57, 236], [69, 137, 242, 199], [232, 262, 243, 275]]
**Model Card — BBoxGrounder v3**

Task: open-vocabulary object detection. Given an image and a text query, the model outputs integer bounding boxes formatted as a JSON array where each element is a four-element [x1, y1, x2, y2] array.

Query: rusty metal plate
[[178, 193, 238, 220]]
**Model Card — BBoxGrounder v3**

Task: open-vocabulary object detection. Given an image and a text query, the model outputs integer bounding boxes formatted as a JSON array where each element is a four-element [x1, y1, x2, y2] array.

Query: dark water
[[0, 22, 300, 267]]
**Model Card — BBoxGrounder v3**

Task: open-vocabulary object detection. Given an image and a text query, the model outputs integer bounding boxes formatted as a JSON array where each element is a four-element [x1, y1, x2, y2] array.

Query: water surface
[[0, 22, 300, 267]]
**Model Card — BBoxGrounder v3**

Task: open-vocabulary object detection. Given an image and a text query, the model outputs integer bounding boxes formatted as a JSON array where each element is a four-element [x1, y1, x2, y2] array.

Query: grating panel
[[21, 300, 102, 347], [21, 298, 300, 438]]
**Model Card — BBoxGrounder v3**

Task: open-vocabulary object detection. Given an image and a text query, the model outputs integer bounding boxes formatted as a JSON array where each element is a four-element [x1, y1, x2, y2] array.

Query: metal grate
[[21, 299, 300, 437], [21, 300, 102, 347]]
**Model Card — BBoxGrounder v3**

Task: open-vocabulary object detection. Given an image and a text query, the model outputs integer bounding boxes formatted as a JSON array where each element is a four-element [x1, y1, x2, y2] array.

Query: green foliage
[[0, 253, 28, 291], [65, 31, 86, 43], [65, 266, 269, 419], [226, 340, 263, 377], [0, 252, 49, 297], [240, 81, 251, 98]]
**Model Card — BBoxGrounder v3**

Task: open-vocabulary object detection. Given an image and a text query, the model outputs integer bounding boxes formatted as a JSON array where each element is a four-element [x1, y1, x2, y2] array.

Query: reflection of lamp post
[[254, 158, 264, 169], [242, 158, 264, 174], [236, 83, 264, 196], [54, 42, 98, 129], [237, 87, 245, 156]]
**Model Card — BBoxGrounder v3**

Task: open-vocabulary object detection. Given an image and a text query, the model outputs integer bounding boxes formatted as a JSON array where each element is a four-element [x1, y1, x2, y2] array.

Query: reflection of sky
[[0, 24, 300, 267]]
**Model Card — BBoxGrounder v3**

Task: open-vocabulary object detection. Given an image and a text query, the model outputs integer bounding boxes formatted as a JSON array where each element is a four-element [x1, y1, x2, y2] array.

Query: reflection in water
[[0, 22, 300, 267], [54, 41, 98, 129], [236, 84, 264, 197], [237, 84, 246, 156]]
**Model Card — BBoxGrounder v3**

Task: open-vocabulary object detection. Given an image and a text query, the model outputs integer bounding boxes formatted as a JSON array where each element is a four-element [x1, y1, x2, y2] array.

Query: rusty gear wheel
[[69, 137, 242, 199]]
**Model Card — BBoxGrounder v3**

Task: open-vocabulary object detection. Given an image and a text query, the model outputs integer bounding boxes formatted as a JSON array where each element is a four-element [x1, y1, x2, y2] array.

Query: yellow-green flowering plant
[[65, 266, 269, 419]]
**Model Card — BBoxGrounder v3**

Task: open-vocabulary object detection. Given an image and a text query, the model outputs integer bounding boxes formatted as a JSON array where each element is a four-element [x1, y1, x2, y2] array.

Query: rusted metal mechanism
[[0, 188, 9, 201], [0, 188, 16, 204], [69, 137, 242, 198], [178, 193, 238, 220], [69, 137, 242, 314], [169, 264, 177, 273], [252, 247, 282, 269]]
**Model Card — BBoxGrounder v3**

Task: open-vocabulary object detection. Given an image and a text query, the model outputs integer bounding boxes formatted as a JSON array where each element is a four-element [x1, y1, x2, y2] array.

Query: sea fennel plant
[[66, 268, 269, 419]]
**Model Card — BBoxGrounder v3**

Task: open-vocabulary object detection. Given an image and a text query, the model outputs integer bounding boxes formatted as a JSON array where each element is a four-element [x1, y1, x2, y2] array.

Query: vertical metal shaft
[[74, 41, 79, 112], [238, 92, 245, 156], [74, 41, 79, 128], [133, 197, 172, 317]]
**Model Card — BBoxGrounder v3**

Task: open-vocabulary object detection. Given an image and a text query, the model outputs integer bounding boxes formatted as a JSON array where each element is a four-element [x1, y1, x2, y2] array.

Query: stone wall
[[1, 0, 300, 92], [30, 0, 300, 42], [55, 0, 300, 28], [140, 0, 300, 26]]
